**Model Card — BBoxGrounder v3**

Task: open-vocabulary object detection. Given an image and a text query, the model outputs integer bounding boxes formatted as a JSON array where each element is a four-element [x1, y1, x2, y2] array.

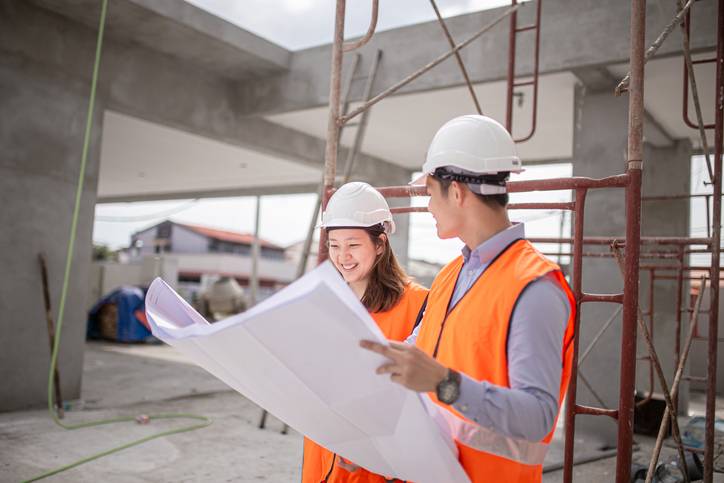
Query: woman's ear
[[376, 234, 387, 256]]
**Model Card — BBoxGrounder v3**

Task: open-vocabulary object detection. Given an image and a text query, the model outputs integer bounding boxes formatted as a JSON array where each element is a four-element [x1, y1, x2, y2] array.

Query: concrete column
[[388, 196, 411, 270], [571, 84, 691, 446], [639, 140, 692, 408], [0, 4, 104, 410]]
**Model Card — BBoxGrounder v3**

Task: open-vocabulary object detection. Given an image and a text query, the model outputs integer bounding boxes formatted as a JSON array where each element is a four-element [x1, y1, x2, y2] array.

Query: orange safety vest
[[302, 282, 429, 483], [415, 239, 575, 483]]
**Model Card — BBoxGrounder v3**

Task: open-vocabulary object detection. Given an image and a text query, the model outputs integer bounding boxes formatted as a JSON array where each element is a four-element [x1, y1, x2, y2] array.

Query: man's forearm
[[452, 375, 558, 441]]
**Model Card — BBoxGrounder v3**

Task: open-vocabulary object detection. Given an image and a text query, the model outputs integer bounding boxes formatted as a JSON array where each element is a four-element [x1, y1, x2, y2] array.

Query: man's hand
[[359, 340, 449, 392]]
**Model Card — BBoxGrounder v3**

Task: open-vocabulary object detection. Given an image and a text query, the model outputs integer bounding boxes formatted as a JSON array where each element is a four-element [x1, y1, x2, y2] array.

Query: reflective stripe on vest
[[422, 394, 549, 466]]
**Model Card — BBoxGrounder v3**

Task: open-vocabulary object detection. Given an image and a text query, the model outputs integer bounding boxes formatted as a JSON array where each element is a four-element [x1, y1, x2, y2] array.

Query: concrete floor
[[1, 343, 301, 482], [1, 342, 721, 482]]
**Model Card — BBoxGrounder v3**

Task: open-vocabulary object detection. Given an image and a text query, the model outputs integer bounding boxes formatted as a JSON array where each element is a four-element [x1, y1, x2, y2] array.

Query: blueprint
[[145, 261, 468, 483]]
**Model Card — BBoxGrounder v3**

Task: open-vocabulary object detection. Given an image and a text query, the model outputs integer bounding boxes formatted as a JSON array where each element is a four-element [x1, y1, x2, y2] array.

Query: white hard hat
[[320, 182, 396, 234], [412, 115, 522, 190]]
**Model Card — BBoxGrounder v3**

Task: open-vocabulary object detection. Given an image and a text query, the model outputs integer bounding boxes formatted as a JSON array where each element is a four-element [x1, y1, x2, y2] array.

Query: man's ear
[[451, 181, 466, 207]]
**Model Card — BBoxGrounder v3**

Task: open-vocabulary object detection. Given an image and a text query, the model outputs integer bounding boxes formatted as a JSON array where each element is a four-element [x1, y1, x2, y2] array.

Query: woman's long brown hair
[[359, 227, 410, 313]]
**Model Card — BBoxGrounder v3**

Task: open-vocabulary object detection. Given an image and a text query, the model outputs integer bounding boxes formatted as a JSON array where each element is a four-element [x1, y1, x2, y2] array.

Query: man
[[360, 115, 576, 482]]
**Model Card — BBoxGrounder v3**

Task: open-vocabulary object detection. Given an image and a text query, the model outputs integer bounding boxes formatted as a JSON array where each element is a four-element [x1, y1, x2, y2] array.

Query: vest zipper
[[321, 454, 336, 482], [430, 238, 524, 359], [432, 314, 450, 358]]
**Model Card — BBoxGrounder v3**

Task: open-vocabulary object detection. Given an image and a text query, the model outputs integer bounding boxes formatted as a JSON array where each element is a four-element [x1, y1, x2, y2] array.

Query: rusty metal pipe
[[616, 1, 646, 478], [318, 0, 347, 264], [638, 264, 724, 271], [581, 293, 624, 304], [342, 0, 378, 52], [681, 8, 715, 128], [528, 236, 711, 246], [680, 0, 714, 183], [513, 0, 542, 143], [509, 175, 629, 192], [704, 2, 724, 478], [541, 252, 683, 259], [575, 404, 619, 419], [657, 275, 720, 281], [563, 188, 587, 483]]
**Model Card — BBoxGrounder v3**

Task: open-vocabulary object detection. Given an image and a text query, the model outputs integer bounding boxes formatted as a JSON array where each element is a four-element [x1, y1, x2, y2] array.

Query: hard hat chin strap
[[467, 183, 507, 195], [432, 168, 509, 194]]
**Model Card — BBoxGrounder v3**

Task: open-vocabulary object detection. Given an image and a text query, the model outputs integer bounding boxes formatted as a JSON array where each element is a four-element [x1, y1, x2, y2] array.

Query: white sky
[[93, 163, 573, 265], [184, 0, 524, 50], [93, 158, 717, 266]]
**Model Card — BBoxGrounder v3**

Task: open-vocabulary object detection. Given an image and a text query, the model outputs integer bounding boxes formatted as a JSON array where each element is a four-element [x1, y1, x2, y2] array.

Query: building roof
[[176, 222, 283, 250]]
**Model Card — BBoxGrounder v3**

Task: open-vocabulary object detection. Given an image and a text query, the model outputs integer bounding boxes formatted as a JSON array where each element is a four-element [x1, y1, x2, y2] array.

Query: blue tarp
[[87, 286, 152, 342]]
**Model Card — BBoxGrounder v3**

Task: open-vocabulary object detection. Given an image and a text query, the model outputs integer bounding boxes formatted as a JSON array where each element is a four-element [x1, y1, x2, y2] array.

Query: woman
[[302, 182, 428, 483]]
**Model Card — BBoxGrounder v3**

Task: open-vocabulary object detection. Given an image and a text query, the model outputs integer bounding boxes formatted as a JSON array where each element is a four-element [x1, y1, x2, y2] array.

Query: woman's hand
[[359, 340, 448, 392]]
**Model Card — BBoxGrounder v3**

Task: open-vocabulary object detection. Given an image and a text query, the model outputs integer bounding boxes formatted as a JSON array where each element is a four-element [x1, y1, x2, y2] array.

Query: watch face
[[439, 382, 455, 402], [438, 379, 460, 404]]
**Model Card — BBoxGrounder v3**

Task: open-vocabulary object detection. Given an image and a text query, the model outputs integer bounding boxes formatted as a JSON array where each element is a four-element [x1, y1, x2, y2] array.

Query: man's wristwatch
[[436, 369, 461, 405]]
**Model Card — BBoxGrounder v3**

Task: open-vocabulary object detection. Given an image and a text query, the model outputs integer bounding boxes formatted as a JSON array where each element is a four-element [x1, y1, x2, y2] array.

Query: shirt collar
[[461, 223, 526, 264]]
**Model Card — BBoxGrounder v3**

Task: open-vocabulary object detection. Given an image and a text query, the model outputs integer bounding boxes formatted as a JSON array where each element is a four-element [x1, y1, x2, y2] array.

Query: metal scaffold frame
[[314, 0, 723, 482]]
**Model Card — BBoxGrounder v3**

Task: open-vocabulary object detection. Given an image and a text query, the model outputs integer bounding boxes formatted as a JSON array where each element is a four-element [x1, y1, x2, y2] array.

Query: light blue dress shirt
[[407, 223, 571, 442]]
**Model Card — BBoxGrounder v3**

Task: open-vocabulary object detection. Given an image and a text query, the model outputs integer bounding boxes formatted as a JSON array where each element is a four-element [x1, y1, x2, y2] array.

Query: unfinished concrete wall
[[638, 140, 692, 404], [0, 2, 105, 411], [571, 84, 691, 446]]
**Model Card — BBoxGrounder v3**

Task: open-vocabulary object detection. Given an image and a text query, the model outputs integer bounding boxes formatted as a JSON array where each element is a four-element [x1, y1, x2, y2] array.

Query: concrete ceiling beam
[[236, 0, 718, 115], [4, 1, 408, 189], [28, 0, 291, 79]]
